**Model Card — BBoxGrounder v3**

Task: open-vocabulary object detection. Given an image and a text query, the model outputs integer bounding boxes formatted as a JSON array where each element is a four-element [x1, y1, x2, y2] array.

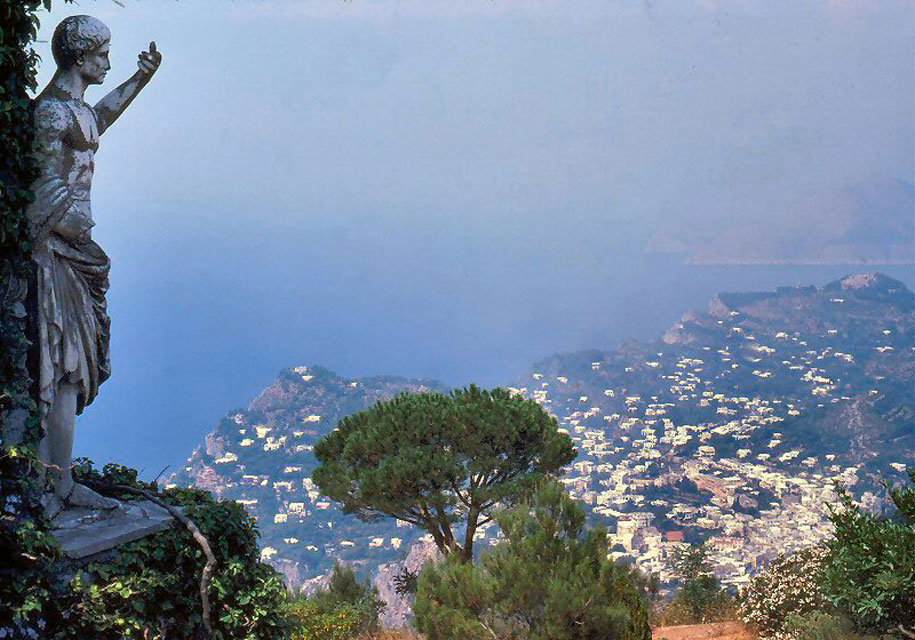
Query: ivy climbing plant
[[0, 0, 59, 635]]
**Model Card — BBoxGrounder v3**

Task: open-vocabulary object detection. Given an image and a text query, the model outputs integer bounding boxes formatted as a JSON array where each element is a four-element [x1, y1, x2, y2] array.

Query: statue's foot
[[41, 492, 65, 520], [66, 483, 122, 511]]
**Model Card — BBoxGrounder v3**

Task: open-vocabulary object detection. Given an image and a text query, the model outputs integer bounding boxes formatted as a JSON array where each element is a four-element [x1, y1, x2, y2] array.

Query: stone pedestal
[[51, 500, 176, 559]]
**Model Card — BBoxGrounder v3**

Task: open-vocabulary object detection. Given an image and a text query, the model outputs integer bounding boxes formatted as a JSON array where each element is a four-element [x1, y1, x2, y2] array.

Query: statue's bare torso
[[32, 91, 99, 241]]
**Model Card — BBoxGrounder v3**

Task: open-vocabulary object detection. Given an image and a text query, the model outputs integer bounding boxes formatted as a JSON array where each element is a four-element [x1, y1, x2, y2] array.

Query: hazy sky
[[34, 1, 914, 476]]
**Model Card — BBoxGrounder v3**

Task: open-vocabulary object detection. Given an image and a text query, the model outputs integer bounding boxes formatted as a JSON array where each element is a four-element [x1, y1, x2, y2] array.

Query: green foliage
[[3, 458, 292, 639], [739, 473, 915, 639], [414, 558, 496, 640], [669, 542, 714, 584], [888, 470, 915, 524], [393, 566, 419, 596], [820, 469, 915, 636], [665, 542, 734, 624], [651, 591, 738, 629], [48, 459, 291, 639], [0, 0, 44, 456], [1, 3, 69, 636], [313, 386, 575, 563], [673, 576, 732, 623], [286, 563, 384, 640], [413, 481, 651, 640], [0, 481, 59, 635], [784, 611, 861, 640], [285, 601, 376, 640], [782, 610, 896, 640], [738, 546, 831, 638]]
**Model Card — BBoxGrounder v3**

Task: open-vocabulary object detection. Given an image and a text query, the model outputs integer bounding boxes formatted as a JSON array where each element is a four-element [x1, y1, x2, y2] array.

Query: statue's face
[[77, 41, 110, 85]]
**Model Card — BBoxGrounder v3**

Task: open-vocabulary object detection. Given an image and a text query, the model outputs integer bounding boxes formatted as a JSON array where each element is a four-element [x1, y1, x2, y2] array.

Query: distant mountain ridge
[[646, 178, 915, 266], [173, 273, 915, 595]]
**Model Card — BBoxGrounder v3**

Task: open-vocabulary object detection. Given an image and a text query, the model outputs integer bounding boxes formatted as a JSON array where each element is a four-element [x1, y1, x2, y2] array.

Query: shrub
[[738, 546, 831, 639], [286, 601, 377, 640], [652, 595, 738, 628], [0, 459, 293, 638], [784, 611, 859, 640], [413, 558, 496, 640], [662, 542, 736, 625], [820, 470, 915, 637], [414, 481, 651, 640], [286, 563, 385, 640]]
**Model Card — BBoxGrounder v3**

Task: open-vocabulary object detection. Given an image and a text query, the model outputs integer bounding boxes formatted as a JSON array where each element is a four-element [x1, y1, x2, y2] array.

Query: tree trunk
[[462, 506, 479, 563], [460, 539, 474, 564]]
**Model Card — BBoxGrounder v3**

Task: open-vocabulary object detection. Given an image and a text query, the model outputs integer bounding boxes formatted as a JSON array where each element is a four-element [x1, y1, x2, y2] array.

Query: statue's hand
[[137, 41, 162, 78]]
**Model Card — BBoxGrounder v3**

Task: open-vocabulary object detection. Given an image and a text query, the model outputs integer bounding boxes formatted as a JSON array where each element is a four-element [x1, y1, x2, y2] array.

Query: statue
[[28, 16, 162, 517]]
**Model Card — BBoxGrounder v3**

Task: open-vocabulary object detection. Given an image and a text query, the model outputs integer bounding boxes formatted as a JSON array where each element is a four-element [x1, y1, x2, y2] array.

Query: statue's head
[[52, 15, 111, 84]]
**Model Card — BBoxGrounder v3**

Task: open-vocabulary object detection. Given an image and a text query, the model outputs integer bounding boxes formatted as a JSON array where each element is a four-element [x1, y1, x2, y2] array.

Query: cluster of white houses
[[179, 312, 907, 586], [509, 313, 904, 586]]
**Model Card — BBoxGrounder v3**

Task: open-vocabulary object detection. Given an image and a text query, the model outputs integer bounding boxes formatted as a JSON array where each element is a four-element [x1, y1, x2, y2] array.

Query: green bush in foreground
[[8, 460, 293, 639], [414, 481, 651, 640], [663, 542, 735, 625], [821, 469, 915, 637], [738, 546, 831, 638], [739, 470, 915, 640], [784, 611, 862, 640], [286, 563, 385, 640], [651, 597, 739, 629]]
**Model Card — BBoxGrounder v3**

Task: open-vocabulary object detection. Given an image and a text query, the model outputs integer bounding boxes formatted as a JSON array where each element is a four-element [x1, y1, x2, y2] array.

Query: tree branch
[[394, 508, 426, 527], [450, 478, 473, 510], [463, 504, 480, 563], [431, 500, 461, 555], [478, 620, 498, 640], [420, 503, 448, 554], [82, 479, 216, 637]]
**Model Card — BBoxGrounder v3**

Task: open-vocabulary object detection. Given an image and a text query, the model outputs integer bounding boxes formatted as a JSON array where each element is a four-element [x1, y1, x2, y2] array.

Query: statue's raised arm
[[94, 41, 162, 134]]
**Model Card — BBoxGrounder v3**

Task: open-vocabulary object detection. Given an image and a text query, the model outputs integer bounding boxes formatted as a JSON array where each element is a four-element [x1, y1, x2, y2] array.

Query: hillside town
[[171, 274, 915, 591]]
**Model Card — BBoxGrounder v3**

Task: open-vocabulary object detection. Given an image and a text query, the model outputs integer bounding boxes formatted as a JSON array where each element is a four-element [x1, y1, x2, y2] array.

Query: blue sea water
[[74, 213, 915, 478]]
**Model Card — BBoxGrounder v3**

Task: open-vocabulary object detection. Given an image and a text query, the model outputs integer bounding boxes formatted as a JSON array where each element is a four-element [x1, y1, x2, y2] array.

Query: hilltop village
[[522, 364, 870, 590], [172, 274, 915, 591]]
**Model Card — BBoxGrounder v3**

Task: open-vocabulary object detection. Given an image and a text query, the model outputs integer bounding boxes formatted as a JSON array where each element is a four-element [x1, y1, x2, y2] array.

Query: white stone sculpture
[[27, 15, 162, 518]]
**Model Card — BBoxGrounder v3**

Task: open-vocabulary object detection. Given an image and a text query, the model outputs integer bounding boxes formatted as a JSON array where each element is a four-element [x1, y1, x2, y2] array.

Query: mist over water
[[76, 205, 914, 476]]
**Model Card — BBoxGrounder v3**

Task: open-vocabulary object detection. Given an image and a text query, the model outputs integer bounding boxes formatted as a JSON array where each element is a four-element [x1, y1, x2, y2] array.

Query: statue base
[[51, 499, 176, 559]]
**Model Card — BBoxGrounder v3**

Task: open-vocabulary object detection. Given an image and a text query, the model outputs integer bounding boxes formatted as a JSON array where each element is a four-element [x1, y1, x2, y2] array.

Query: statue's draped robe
[[27, 98, 111, 418]]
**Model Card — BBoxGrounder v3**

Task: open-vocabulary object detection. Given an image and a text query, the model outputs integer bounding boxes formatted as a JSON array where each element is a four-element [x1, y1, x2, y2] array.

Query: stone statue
[[28, 15, 162, 517]]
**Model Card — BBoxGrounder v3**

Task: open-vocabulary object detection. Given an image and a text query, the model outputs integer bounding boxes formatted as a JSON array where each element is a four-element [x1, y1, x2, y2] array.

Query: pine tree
[[313, 386, 575, 563], [667, 542, 730, 623], [414, 481, 652, 640]]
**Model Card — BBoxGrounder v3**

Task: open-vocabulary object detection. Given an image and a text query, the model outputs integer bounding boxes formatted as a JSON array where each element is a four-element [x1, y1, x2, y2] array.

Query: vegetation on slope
[[414, 481, 651, 640], [1, 461, 292, 639], [739, 469, 915, 640], [652, 543, 737, 627], [286, 563, 385, 640]]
